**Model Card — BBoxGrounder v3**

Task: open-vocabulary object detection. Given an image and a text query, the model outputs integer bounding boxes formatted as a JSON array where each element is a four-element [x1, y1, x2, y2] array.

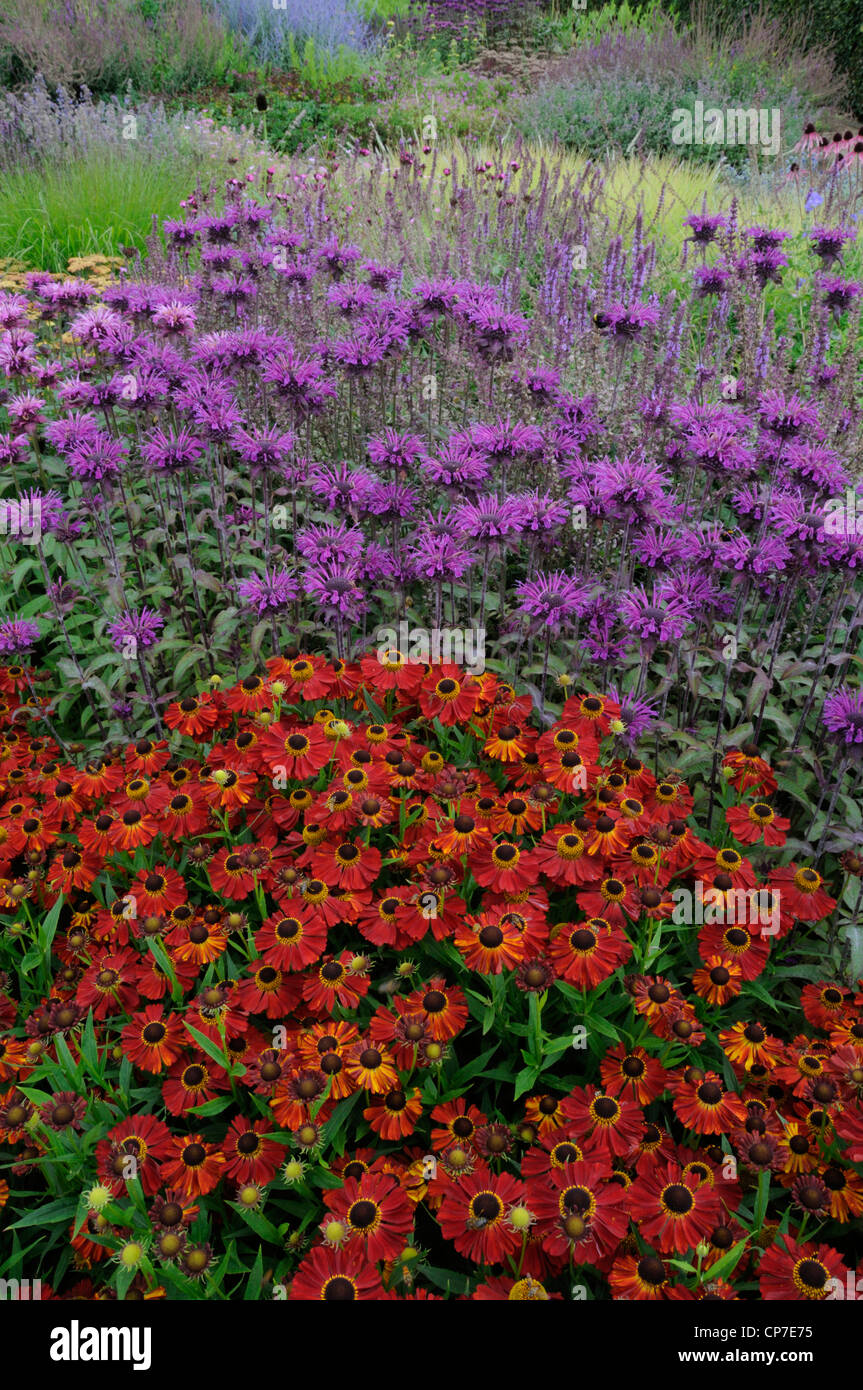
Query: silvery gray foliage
[[213, 0, 379, 62], [0, 77, 263, 173]]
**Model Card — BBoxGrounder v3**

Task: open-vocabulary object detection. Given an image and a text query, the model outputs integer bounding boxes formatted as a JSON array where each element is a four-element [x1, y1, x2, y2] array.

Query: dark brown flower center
[[348, 1200, 378, 1229], [663, 1184, 694, 1214]]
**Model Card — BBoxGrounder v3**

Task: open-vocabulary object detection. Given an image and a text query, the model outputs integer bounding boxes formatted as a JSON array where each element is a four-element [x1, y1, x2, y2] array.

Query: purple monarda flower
[[142, 428, 205, 473], [0, 330, 38, 376], [0, 618, 40, 654], [470, 418, 543, 463], [106, 608, 164, 652], [209, 274, 256, 305], [163, 218, 198, 246], [465, 306, 529, 363], [518, 367, 561, 402], [364, 481, 419, 520], [412, 277, 461, 316], [683, 213, 729, 245], [151, 301, 197, 337], [632, 527, 693, 570], [410, 530, 475, 581], [193, 209, 239, 244], [237, 568, 299, 615], [693, 264, 731, 297], [39, 278, 97, 311], [684, 420, 755, 474], [595, 454, 671, 521], [514, 572, 590, 630], [822, 686, 863, 744], [618, 582, 692, 643], [607, 683, 657, 745], [15, 488, 68, 535], [737, 248, 787, 288], [201, 246, 238, 271], [316, 236, 362, 280], [0, 432, 30, 467], [0, 292, 30, 331], [757, 390, 819, 440], [360, 544, 402, 585], [367, 429, 428, 475], [68, 434, 127, 481], [785, 442, 848, 493], [359, 304, 411, 358], [69, 305, 124, 347], [192, 400, 246, 444], [362, 260, 401, 291], [301, 563, 366, 619], [231, 426, 295, 472], [819, 276, 863, 320], [583, 594, 627, 663], [768, 492, 827, 544], [744, 226, 793, 252], [806, 226, 856, 269], [551, 392, 600, 436], [593, 301, 660, 340], [330, 332, 388, 374], [296, 521, 364, 567], [450, 495, 528, 540], [273, 254, 317, 288], [223, 329, 288, 370], [306, 462, 375, 512], [423, 437, 490, 489], [516, 491, 570, 533], [326, 282, 377, 318]]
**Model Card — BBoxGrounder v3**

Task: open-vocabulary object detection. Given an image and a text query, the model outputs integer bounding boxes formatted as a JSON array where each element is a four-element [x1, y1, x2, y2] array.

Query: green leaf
[[8, 1197, 80, 1229], [119, 1054, 133, 1096], [80, 1008, 102, 1079], [586, 1014, 621, 1044], [187, 1095, 236, 1118], [847, 926, 863, 985], [173, 646, 209, 683], [244, 1246, 264, 1301], [183, 1020, 231, 1070], [322, 1090, 365, 1152], [11, 555, 38, 593], [147, 936, 180, 998], [206, 1240, 235, 1296], [703, 1236, 748, 1284], [38, 893, 64, 959], [232, 1204, 283, 1244], [54, 1030, 83, 1087], [742, 978, 780, 1013], [753, 1169, 771, 1231], [361, 691, 388, 724], [512, 1064, 540, 1101], [449, 1046, 499, 1087], [114, 1262, 138, 1300]]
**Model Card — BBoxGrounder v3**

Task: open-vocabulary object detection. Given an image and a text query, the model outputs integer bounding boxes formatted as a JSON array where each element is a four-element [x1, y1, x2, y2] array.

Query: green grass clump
[[0, 146, 207, 271]]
